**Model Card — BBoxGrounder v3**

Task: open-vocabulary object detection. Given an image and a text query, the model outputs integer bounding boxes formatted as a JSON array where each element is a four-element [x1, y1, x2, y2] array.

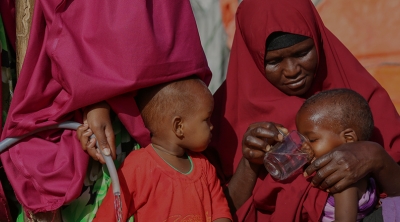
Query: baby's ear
[[341, 128, 358, 143], [172, 116, 184, 138]]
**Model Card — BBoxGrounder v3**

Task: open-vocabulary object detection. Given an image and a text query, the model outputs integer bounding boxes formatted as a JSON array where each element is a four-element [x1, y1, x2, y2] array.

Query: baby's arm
[[333, 177, 368, 222], [205, 156, 232, 221]]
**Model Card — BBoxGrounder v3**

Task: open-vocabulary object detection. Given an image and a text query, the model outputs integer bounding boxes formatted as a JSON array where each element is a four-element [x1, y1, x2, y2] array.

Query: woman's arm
[[226, 122, 285, 211], [305, 141, 400, 196], [227, 157, 261, 211], [367, 145, 400, 196], [77, 101, 116, 163]]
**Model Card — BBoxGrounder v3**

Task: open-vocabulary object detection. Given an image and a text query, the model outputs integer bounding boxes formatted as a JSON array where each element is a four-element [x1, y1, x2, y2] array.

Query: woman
[[0, 0, 211, 221], [208, 0, 400, 221]]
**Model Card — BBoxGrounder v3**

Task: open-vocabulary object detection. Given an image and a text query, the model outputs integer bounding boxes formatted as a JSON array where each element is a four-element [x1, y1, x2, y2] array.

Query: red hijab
[[210, 0, 400, 221], [1, 0, 211, 213]]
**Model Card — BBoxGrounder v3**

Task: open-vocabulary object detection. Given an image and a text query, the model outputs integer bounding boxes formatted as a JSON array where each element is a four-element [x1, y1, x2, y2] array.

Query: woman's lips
[[286, 77, 306, 90]]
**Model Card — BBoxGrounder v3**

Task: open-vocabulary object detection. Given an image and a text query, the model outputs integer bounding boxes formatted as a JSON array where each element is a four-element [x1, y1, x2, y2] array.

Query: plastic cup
[[264, 130, 310, 180]]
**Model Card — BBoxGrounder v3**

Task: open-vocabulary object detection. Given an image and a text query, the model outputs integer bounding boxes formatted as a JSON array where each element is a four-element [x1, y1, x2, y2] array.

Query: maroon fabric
[[0, 0, 211, 213], [210, 0, 400, 221]]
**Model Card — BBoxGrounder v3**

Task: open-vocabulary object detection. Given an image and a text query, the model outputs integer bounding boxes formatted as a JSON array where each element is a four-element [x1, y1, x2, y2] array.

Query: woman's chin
[[284, 88, 308, 97]]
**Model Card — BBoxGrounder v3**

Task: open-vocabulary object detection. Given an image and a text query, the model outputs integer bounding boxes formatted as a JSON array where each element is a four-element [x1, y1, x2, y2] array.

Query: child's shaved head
[[136, 76, 212, 136], [299, 88, 374, 140]]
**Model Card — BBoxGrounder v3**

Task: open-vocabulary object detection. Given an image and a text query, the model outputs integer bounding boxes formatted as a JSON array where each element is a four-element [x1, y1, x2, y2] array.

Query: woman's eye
[[295, 50, 309, 58], [309, 138, 317, 143], [266, 58, 282, 65]]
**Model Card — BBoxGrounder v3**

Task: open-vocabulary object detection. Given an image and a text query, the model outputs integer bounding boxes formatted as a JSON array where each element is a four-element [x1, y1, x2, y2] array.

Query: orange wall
[[316, 0, 400, 113]]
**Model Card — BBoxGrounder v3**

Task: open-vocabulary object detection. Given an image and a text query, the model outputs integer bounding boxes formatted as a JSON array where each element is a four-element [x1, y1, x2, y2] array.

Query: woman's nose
[[282, 58, 300, 78]]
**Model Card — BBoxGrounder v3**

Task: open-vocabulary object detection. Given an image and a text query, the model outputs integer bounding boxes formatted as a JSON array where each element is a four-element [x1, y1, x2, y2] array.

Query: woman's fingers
[[243, 135, 268, 165], [275, 124, 289, 137], [90, 127, 110, 164], [248, 122, 284, 143], [77, 124, 93, 151], [76, 124, 89, 149], [311, 161, 339, 190], [320, 173, 348, 193], [305, 152, 340, 189], [77, 124, 101, 161], [242, 122, 286, 165], [104, 124, 116, 159], [84, 101, 116, 162], [304, 152, 331, 177], [310, 161, 357, 193], [305, 144, 370, 193], [86, 138, 101, 162]]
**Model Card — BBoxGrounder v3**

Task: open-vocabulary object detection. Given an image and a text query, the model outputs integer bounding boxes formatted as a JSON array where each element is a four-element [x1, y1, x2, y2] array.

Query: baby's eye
[[308, 138, 317, 143]]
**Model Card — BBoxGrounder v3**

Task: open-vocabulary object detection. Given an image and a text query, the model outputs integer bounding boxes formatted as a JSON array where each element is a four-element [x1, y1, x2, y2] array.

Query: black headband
[[266, 32, 309, 51]]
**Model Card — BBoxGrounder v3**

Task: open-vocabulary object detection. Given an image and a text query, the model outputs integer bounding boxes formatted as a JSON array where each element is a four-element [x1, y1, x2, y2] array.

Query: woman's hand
[[242, 122, 287, 165], [226, 122, 287, 211], [304, 141, 384, 193], [77, 101, 116, 164]]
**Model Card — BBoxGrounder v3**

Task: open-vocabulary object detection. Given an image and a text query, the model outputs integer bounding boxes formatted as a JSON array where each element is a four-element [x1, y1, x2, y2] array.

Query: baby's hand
[[77, 123, 100, 161]]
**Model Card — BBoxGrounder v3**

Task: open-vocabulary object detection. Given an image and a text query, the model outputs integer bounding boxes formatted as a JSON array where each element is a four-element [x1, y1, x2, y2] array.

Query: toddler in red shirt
[[91, 76, 232, 221]]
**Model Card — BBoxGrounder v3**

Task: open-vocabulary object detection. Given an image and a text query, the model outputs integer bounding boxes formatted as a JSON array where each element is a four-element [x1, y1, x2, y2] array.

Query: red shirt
[[94, 145, 232, 222]]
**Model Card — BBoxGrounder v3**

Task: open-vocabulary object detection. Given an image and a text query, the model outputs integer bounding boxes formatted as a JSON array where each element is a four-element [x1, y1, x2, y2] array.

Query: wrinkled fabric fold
[[1, 0, 211, 212], [209, 0, 400, 220]]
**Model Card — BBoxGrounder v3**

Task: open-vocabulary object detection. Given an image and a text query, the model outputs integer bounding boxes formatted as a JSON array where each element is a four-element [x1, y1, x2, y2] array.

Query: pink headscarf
[[210, 0, 400, 220], [1, 0, 211, 213]]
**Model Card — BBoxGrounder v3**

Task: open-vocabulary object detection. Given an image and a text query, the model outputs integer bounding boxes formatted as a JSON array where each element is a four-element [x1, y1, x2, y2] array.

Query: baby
[[92, 76, 232, 221], [296, 88, 378, 221]]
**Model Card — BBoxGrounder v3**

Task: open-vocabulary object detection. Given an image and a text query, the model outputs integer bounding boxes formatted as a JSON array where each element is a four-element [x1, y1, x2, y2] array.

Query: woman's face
[[264, 38, 317, 96]]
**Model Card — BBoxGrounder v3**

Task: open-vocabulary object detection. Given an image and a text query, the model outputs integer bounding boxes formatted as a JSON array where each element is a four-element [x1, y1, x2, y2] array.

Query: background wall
[[316, 0, 400, 113]]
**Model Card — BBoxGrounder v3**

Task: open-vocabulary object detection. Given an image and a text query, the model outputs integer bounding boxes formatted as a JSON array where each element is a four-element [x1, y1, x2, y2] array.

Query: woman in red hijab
[[0, 0, 211, 220], [208, 0, 400, 221]]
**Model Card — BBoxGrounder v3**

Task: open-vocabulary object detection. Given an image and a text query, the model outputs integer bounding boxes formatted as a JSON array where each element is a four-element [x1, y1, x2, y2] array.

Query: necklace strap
[[151, 144, 193, 175]]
